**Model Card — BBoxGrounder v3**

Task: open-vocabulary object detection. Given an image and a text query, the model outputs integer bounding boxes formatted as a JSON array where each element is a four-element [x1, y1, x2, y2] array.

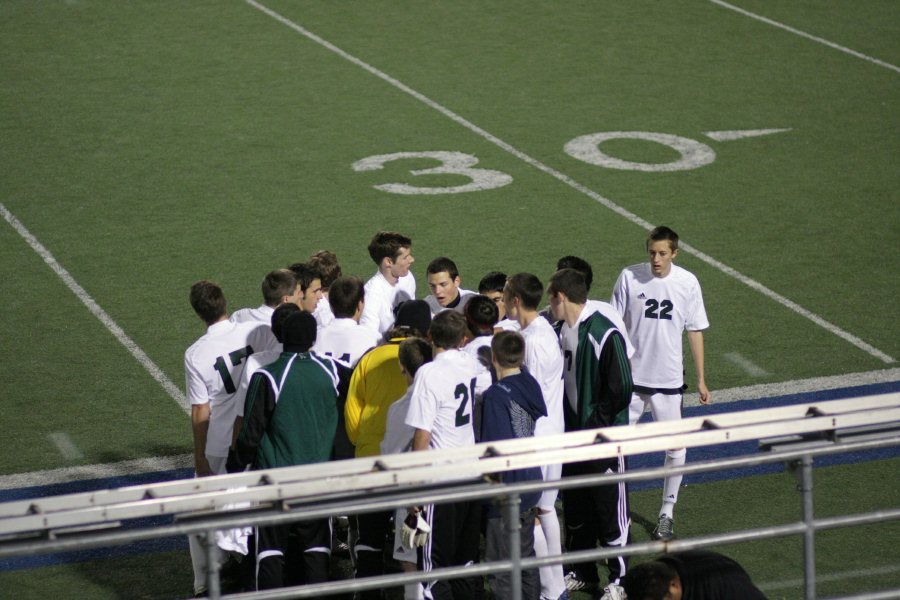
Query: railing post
[[502, 493, 523, 600], [797, 454, 816, 600], [205, 529, 221, 600]]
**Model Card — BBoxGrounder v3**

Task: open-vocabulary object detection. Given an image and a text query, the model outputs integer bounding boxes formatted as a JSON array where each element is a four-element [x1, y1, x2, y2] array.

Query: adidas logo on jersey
[[638, 292, 647, 299]]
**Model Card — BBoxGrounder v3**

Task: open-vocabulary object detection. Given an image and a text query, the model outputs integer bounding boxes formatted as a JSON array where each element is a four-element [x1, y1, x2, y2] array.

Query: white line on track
[[723, 351, 769, 378], [245, 0, 894, 365], [3, 368, 897, 490], [758, 564, 900, 592], [709, 0, 900, 75], [0, 203, 189, 413], [47, 433, 85, 461]]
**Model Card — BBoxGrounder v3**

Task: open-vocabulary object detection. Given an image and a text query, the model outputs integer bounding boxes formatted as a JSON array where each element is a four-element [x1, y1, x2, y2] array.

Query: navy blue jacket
[[480, 370, 548, 515]]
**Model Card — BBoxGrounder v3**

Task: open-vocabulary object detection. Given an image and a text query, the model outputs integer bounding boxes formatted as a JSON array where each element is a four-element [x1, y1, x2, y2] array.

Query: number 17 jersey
[[611, 263, 709, 390]]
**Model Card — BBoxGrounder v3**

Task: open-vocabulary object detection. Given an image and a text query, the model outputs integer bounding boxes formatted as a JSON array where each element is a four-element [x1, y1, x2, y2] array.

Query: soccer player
[[462, 293, 499, 368], [548, 256, 634, 359], [183, 280, 273, 597], [227, 311, 340, 590], [548, 269, 633, 597], [359, 231, 416, 335], [481, 331, 547, 600], [424, 257, 476, 316], [478, 270, 509, 322], [312, 276, 380, 368], [344, 300, 432, 594], [231, 269, 301, 324], [610, 226, 710, 541], [308, 250, 342, 329], [287, 262, 326, 314], [379, 337, 434, 600], [405, 311, 488, 600], [503, 273, 568, 600], [622, 550, 766, 600]]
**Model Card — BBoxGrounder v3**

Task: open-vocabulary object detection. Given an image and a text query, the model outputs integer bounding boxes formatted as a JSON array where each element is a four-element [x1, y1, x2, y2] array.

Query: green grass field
[[1, 0, 899, 596]]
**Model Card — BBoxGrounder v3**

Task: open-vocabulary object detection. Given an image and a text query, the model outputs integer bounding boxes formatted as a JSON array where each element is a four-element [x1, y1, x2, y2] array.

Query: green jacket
[[228, 352, 338, 471], [564, 311, 633, 431]]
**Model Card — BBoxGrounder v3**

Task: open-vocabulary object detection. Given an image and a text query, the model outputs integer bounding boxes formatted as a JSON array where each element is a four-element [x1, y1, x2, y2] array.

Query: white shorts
[[628, 390, 683, 425], [392, 508, 417, 564]]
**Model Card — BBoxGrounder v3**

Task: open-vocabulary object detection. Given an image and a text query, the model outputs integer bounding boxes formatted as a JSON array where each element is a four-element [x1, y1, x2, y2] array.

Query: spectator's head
[[429, 311, 467, 350], [281, 311, 317, 353], [328, 276, 365, 320], [478, 271, 508, 320], [190, 281, 227, 325], [491, 331, 525, 370], [398, 337, 433, 382], [270, 303, 301, 343], [464, 294, 499, 338], [556, 256, 593, 292], [308, 250, 342, 291], [261, 269, 300, 307], [622, 560, 681, 600], [426, 257, 462, 308]]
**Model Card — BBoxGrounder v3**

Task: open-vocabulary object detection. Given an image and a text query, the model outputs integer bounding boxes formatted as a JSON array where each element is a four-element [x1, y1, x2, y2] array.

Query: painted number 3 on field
[[353, 128, 790, 194]]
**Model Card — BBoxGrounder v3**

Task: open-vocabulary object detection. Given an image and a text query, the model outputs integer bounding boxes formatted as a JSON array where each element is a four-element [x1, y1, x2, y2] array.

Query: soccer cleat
[[653, 515, 675, 540], [564, 571, 598, 593], [600, 583, 626, 600]]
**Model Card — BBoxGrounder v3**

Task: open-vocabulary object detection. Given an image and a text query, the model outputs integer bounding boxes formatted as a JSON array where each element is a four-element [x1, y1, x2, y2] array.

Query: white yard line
[[683, 367, 900, 408], [244, 0, 894, 365], [723, 352, 770, 378], [1, 203, 189, 413], [709, 0, 900, 75], [0, 454, 192, 490], [758, 564, 900, 592], [47, 433, 85, 461]]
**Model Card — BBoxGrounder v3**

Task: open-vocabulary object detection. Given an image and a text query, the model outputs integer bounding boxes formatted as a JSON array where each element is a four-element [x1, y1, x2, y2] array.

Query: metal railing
[[2, 392, 899, 599]]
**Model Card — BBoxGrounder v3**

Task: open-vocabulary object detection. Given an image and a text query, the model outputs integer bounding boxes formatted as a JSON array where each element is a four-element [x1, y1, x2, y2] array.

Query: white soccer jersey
[[311, 317, 380, 368], [228, 304, 279, 352], [313, 295, 335, 329], [611, 263, 709, 389], [405, 349, 487, 450], [380, 388, 415, 455], [495, 318, 520, 332], [558, 305, 599, 413], [184, 320, 272, 457], [521, 317, 565, 437], [423, 288, 476, 317], [359, 271, 417, 335], [234, 348, 281, 418]]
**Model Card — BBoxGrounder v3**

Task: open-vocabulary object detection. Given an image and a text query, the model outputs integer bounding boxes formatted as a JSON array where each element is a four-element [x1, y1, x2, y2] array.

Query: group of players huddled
[[184, 229, 765, 600]]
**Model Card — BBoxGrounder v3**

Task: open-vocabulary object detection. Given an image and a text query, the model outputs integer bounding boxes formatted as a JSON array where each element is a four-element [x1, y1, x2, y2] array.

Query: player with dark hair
[[611, 226, 710, 541], [622, 550, 767, 600], [478, 271, 509, 321], [287, 262, 325, 313], [360, 231, 416, 335], [308, 250, 342, 329], [227, 311, 340, 590], [548, 269, 633, 598], [405, 311, 488, 599], [313, 276, 380, 368], [184, 280, 272, 597], [424, 257, 475, 316], [503, 273, 568, 600], [481, 330, 547, 600]]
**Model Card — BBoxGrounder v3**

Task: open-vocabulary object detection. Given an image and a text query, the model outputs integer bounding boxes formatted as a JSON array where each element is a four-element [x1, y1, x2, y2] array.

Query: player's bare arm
[[687, 330, 711, 404], [191, 403, 212, 476], [412, 428, 431, 451]]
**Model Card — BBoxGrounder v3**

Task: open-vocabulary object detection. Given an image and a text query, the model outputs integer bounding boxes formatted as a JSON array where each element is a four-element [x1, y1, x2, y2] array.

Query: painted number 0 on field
[[352, 151, 513, 195], [564, 131, 716, 172]]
